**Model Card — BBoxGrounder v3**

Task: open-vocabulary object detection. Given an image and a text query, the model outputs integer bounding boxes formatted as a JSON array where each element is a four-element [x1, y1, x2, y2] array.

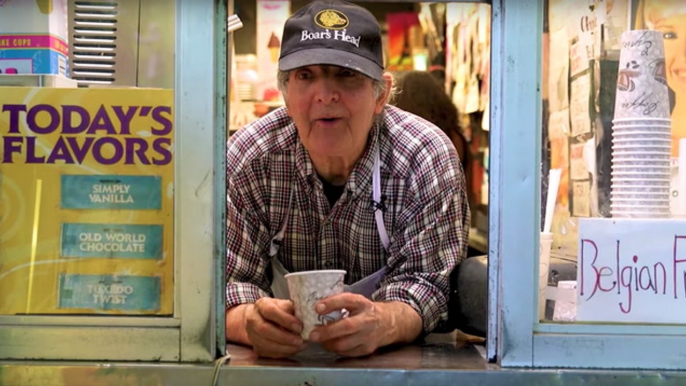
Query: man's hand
[[227, 298, 307, 359], [246, 298, 308, 358], [308, 293, 423, 357]]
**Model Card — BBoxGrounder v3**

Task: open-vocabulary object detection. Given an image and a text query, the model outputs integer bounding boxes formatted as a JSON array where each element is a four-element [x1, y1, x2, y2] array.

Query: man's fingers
[[246, 311, 307, 358], [309, 316, 357, 342], [250, 333, 307, 358], [255, 298, 302, 334], [314, 293, 370, 315], [249, 316, 304, 347]]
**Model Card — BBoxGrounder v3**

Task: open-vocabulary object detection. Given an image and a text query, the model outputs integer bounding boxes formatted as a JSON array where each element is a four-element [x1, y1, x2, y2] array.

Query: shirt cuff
[[226, 282, 270, 310], [372, 282, 448, 333]]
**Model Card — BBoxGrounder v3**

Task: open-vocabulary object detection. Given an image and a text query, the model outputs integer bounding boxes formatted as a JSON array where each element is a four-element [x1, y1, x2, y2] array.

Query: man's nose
[[314, 79, 339, 104]]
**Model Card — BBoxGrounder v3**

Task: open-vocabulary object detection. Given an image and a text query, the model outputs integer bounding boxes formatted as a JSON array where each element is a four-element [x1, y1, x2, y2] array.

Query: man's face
[[284, 65, 388, 161], [654, 13, 686, 96]]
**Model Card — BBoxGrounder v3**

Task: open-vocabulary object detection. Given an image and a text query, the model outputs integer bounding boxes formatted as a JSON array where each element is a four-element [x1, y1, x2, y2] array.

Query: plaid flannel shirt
[[225, 105, 470, 332]]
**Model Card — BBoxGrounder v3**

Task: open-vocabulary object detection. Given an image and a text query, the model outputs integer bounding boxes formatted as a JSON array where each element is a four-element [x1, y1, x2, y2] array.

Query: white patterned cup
[[614, 30, 670, 119], [285, 270, 347, 340]]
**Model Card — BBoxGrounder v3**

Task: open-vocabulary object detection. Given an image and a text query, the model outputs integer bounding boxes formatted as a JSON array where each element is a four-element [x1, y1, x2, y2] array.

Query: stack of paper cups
[[611, 30, 671, 218]]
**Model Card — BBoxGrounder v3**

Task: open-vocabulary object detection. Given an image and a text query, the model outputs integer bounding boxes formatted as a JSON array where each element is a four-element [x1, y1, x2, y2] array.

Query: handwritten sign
[[578, 218, 686, 323]]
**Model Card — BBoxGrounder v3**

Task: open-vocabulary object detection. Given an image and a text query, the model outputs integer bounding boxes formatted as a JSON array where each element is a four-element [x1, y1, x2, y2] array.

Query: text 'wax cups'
[[614, 30, 670, 119]]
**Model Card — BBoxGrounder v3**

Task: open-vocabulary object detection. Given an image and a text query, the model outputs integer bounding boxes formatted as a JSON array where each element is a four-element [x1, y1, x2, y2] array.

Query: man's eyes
[[337, 70, 357, 78], [293, 68, 359, 80], [295, 72, 313, 80]]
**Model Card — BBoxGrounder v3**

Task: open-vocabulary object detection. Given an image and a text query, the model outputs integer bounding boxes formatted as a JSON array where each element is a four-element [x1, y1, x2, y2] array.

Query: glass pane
[[0, 0, 175, 316], [541, 0, 686, 325]]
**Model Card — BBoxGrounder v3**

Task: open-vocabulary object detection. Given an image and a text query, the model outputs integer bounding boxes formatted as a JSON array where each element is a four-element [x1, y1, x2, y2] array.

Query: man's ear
[[374, 73, 393, 114]]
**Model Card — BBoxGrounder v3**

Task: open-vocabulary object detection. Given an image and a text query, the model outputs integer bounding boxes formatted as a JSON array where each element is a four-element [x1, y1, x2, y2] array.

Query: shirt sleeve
[[225, 153, 273, 309], [372, 147, 470, 333]]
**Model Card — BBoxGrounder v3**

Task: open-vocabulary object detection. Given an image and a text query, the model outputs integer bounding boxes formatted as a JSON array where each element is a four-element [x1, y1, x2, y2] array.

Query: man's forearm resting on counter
[[373, 300, 423, 345]]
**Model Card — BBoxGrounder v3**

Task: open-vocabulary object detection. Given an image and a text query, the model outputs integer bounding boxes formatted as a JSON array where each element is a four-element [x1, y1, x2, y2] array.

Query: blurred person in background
[[393, 70, 474, 211]]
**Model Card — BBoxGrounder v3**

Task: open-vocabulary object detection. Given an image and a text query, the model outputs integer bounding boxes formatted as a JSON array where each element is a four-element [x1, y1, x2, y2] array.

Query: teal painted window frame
[[492, 0, 686, 369]]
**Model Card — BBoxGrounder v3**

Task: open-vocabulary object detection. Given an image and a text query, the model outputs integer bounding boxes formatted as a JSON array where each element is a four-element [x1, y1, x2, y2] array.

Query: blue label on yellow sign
[[58, 274, 161, 311], [60, 223, 163, 259], [60, 175, 162, 209]]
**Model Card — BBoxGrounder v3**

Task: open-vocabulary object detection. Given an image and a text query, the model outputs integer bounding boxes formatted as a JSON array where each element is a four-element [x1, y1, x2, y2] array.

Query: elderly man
[[225, 0, 469, 359]]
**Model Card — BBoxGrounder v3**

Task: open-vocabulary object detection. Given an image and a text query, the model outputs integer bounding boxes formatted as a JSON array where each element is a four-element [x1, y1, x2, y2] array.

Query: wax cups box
[[0, 0, 69, 76]]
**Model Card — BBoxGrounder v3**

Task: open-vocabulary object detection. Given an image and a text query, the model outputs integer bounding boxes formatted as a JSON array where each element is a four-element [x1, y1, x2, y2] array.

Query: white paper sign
[[572, 180, 590, 217], [570, 73, 592, 137], [570, 142, 590, 180], [578, 218, 686, 324]]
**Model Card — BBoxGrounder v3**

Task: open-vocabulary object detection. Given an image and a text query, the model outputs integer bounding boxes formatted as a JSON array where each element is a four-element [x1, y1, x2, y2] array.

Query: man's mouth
[[317, 117, 340, 123]]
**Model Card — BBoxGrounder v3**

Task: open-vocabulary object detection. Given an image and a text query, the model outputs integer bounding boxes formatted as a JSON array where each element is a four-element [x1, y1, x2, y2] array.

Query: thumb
[[274, 298, 296, 315]]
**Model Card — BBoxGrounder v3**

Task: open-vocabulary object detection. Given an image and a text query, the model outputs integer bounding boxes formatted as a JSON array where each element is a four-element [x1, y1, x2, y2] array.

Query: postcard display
[[0, 87, 174, 316], [545, 0, 630, 251]]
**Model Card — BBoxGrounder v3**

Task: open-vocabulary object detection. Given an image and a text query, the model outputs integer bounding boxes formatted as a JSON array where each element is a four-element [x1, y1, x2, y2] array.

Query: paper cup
[[613, 150, 671, 156], [613, 204, 671, 211], [613, 144, 671, 150], [614, 30, 669, 119], [612, 156, 670, 162], [612, 160, 670, 166], [612, 124, 671, 129], [611, 178, 670, 185], [611, 192, 670, 200], [612, 136, 671, 142], [613, 151, 671, 158], [612, 140, 671, 148], [611, 185, 670, 194], [611, 163, 670, 170], [611, 171, 671, 178], [619, 30, 665, 59], [612, 212, 670, 218], [285, 270, 347, 340], [613, 121, 671, 128], [613, 117, 671, 124], [611, 199, 670, 207], [613, 156, 671, 163], [615, 130, 670, 136], [539, 232, 553, 321], [611, 204, 670, 212], [612, 132, 671, 140]]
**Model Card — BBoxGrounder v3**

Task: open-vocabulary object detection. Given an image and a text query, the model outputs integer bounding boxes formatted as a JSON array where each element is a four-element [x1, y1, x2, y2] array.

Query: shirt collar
[[294, 118, 383, 199]]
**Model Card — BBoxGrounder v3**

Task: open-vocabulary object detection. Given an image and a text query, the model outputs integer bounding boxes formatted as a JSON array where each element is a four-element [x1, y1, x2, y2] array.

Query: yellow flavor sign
[[0, 87, 174, 315]]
